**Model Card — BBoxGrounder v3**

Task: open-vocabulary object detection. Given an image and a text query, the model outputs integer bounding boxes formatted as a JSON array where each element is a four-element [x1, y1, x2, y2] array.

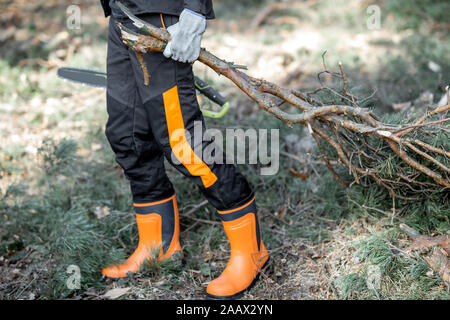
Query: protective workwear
[[106, 13, 253, 210], [102, 7, 268, 297], [102, 195, 182, 278], [102, 0, 215, 19], [163, 9, 206, 63], [206, 197, 269, 299]]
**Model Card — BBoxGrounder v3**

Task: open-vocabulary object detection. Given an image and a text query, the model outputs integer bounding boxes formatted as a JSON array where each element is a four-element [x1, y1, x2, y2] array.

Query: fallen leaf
[[424, 247, 450, 286], [408, 235, 450, 255], [102, 287, 131, 300], [94, 206, 111, 219]]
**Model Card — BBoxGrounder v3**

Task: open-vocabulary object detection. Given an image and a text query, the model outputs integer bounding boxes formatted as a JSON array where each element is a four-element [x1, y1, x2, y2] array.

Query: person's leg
[[129, 14, 252, 211], [129, 13, 269, 298], [101, 16, 181, 278]]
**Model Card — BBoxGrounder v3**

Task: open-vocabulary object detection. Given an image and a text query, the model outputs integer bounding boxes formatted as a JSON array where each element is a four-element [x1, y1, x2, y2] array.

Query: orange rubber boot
[[102, 195, 182, 278], [206, 197, 269, 299]]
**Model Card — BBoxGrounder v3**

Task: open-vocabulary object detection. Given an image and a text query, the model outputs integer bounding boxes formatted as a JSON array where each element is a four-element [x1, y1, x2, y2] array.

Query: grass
[[1, 0, 449, 300], [4, 117, 446, 299], [333, 229, 449, 300], [1, 134, 129, 298]]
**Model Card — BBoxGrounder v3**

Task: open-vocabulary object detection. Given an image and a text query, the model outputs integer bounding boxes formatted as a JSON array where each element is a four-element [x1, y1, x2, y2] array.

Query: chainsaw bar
[[57, 67, 107, 88], [57, 66, 230, 119]]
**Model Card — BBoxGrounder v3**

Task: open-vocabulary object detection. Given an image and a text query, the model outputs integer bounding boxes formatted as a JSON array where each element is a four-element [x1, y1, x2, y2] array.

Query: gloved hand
[[163, 9, 207, 63]]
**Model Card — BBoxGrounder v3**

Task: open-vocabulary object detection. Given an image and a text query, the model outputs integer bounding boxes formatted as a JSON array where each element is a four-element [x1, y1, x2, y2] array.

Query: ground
[[0, 0, 449, 300]]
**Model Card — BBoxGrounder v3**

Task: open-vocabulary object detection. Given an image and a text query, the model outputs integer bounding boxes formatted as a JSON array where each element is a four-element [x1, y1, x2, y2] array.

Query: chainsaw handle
[[194, 76, 230, 119]]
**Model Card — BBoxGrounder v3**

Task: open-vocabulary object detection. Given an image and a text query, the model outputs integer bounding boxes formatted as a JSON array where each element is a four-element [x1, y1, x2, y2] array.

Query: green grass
[[333, 229, 449, 300], [0, 134, 131, 298], [1, 0, 449, 300]]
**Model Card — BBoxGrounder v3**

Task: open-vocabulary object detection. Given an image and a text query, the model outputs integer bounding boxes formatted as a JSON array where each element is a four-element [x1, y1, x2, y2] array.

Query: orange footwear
[[206, 197, 269, 299], [102, 194, 182, 278]]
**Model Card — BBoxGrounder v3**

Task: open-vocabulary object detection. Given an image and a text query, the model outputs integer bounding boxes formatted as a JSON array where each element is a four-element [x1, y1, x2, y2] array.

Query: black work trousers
[[105, 14, 253, 210]]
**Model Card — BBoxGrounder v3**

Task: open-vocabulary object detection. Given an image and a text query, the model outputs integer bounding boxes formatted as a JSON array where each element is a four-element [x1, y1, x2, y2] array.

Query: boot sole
[[205, 256, 271, 300]]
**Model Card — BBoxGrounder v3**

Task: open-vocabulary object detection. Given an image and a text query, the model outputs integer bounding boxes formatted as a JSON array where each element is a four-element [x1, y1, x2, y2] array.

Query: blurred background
[[0, 0, 449, 300]]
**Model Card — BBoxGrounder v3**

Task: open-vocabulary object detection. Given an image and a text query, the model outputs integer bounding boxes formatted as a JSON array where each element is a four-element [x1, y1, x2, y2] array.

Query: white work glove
[[163, 8, 207, 63]]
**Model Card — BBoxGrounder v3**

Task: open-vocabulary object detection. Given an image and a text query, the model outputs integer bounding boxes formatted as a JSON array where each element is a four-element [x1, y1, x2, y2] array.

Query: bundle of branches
[[115, 2, 449, 202]]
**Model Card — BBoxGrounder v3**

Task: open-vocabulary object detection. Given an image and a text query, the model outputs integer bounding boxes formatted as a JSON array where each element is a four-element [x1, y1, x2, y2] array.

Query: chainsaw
[[57, 66, 230, 119]]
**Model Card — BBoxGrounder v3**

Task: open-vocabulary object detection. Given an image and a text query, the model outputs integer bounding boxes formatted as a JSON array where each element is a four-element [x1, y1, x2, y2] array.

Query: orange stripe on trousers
[[162, 86, 218, 188]]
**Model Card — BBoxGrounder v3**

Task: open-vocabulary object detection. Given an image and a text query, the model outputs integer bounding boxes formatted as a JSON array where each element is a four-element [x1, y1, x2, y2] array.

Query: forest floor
[[0, 0, 449, 299]]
